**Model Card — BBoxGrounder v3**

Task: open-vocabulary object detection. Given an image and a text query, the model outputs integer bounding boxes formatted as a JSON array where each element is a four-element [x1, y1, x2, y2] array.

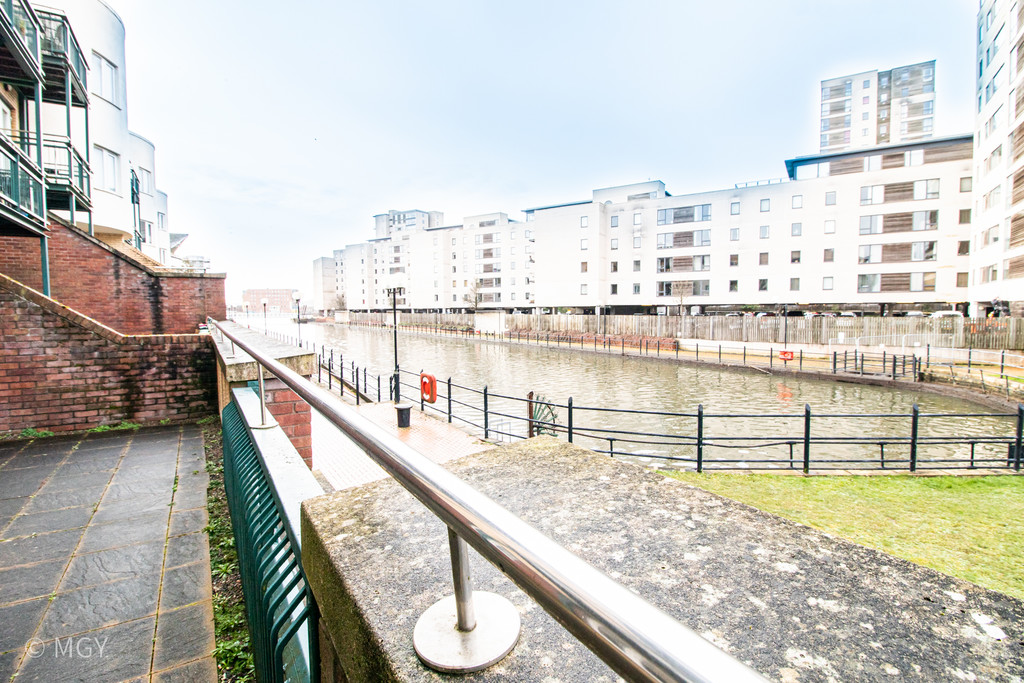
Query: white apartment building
[[973, 0, 1024, 315], [820, 61, 936, 153], [317, 135, 977, 315]]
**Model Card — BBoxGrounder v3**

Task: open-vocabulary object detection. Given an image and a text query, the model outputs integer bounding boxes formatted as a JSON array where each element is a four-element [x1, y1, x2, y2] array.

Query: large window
[[657, 204, 710, 225], [859, 215, 882, 235], [93, 145, 119, 193], [92, 52, 118, 105], [694, 230, 711, 247], [859, 244, 881, 264], [913, 179, 940, 200], [911, 241, 937, 261], [858, 274, 880, 293], [138, 168, 152, 195]]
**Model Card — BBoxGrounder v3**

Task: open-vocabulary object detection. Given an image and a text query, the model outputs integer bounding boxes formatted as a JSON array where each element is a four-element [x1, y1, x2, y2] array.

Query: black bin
[[396, 403, 412, 428]]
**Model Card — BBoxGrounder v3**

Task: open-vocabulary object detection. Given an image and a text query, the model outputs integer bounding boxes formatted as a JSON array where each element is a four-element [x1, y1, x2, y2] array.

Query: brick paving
[[0, 425, 215, 682], [309, 383, 492, 490]]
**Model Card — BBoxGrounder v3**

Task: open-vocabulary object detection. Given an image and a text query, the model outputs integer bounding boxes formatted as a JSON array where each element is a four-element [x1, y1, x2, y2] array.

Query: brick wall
[[0, 219, 226, 335], [263, 379, 313, 467], [0, 275, 217, 435]]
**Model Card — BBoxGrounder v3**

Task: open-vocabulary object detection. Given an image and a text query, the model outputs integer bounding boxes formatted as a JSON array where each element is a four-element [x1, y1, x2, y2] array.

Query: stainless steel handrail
[[212, 320, 767, 683]]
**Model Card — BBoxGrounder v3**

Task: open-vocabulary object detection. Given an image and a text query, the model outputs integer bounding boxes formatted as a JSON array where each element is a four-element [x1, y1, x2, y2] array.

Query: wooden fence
[[345, 312, 1024, 350]]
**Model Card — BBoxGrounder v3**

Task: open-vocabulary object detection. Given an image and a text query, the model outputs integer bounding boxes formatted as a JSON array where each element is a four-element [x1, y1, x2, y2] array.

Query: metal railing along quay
[[212, 321, 768, 682]]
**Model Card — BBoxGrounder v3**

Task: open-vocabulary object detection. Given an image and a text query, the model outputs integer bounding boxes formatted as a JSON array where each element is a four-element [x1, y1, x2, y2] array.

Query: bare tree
[[462, 281, 481, 312], [330, 293, 346, 311]]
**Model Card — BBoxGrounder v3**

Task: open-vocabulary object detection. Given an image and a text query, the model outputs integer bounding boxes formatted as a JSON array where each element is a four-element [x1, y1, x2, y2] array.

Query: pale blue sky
[[105, 0, 976, 302]]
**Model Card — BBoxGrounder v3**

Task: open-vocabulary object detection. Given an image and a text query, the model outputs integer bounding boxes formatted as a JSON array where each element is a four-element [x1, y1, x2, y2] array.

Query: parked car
[[931, 310, 964, 318]]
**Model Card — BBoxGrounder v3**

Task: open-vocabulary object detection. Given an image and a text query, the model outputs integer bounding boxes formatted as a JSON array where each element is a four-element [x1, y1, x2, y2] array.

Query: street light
[[385, 287, 404, 401], [261, 297, 268, 334], [293, 291, 302, 344]]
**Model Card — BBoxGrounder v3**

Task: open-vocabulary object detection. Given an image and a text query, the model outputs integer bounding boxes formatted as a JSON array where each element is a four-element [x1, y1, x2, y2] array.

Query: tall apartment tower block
[[820, 61, 936, 152]]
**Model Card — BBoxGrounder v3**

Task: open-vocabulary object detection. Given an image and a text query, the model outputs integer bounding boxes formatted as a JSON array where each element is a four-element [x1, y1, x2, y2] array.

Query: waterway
[[259, 320, 1015, 470]]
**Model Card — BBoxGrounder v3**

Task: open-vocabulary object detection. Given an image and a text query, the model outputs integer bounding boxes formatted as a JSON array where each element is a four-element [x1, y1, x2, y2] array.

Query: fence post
[[718, 344, 722, 363], [696, 404, 704, 473], [926, 344, 930, 369], [1001, 350, 1006, 376], [832, 351, 837, 374], [328, 357, 333, 390], [799, 349, 803, 371], [843, 350, 847, 372], [909, 404, 919, 472], [802, 404, 811, 474], [483, 386, 489, 439], [1015, 404, 1023, 471], [446, 378, 453, 423], [770, 348, 773, 369], [968, 347, 973, 371], [378, 376, 381, 402], [355, 367, 360, 406], [892, 356, 897, 380], [743, 346, 746, 365], [696, 343, 699, 362], [526, 391, 534, 437], [567, 397, 574, 443]]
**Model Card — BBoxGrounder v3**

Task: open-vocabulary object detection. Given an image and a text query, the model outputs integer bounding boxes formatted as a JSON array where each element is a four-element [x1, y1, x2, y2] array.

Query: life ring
[[420, 373, 437, 403]]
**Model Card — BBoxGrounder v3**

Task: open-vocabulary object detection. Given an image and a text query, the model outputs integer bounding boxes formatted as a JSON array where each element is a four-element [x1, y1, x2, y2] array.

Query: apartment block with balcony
[[820, 61, 936, 153], [0, 0, 49, 289]]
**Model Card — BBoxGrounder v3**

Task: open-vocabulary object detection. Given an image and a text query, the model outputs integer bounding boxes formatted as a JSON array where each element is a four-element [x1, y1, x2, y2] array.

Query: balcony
[[0, 0, 43, 86], [40, 134, 90, 209], [0, 132, 45, 234], [37, 9, 87, 105]]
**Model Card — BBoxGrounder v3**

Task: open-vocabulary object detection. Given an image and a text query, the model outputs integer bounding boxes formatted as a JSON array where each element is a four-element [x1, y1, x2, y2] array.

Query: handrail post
[[802, 404, 811, 474], [696, 404, 704, 473], [258, 364, 268, 427], [483, 386, 489, 439], [909, 404, 919, 472], [449, 529, 476, 631], [1015, 404, 1023, 471], [567, 397, 574, 443], [448, 378, 453, 424]]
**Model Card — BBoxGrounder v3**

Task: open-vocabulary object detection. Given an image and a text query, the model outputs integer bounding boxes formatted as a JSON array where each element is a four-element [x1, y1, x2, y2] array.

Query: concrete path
[[0, 425, 215, 682]]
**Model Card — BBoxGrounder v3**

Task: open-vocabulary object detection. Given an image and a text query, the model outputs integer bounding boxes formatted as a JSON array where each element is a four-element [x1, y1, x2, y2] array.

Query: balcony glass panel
[[38, 12, 85, 88], [4, 0, 39, 61]]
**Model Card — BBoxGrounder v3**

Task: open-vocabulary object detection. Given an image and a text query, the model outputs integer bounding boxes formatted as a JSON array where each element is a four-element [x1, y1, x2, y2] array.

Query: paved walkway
[[308, 382, 492, 490], [0, 425, 215, 682]]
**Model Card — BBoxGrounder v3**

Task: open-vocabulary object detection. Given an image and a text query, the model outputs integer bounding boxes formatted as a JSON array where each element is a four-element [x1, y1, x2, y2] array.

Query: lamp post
[[261, 297, 268, 334], [386, 287, 404, 401], [293, 291, 302, 344]]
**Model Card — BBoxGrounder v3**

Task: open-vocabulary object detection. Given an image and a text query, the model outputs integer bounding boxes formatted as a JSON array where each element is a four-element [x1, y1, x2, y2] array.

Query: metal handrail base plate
[[413, 591, 520, 673]]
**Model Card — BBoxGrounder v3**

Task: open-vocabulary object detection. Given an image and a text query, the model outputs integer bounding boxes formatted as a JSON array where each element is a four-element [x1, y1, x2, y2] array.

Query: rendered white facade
[[820, 61, 936, 153]]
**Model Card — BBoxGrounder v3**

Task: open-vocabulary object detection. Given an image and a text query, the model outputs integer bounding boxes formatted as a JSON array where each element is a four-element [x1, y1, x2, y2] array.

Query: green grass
[[18, 427, 54, 439], [201, 419, 255, 683], [663, 472, 1024, 600], [86, 421, 141, 433]]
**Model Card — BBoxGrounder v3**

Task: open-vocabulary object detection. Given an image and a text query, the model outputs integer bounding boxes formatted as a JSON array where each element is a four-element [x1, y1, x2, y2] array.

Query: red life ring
[[779, 350, 794, 361], [420, 373, 437, 403]]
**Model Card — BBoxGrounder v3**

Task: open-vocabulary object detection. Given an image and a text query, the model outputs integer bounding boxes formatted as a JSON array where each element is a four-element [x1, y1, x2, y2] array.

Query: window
[[611, 284, 618, 295], [912, 210, 938, 231], [822, 220, 835, 235], [823, 248, 834, 262], [791, 250, 800, 264], [913, 179, 939, 200], [759, 225, 769, 239], [859, 244, 881, 264], [958, 241, 970, 256], [610, 238, 619, 250], [580, 284, 588, 295], [758, 279, 768, 292], [729, 280, 738, 292], [759, 252, 769, 266], [792, 195, 803, 209], [580, 216, 589, 228], [863, 79, 870, 89], [633, 212, 642, 226], [910, 272, 936, 292], [580, 239, 588, 250], [633, 260, 641, 272], [93, 145, 119, 192], [825, 191, 836, 206], [611, 215, 619, 228], [858, 274, 880, 293], [729, 227, 739, 241], [960, 177, 972, 193], [657, 204, 711, 225], [693, 255, 711, 271], [791, 223, 802, 236], [138, 168, 152, 194], [694, 229, 711, 247], [730, 201, 740, 215], [729, 254, 738, 266], [907, 150, 924, 166], [610, 261, 618, 273], [633, 283, 641, 295], [760, 198, 770, 212], [580, 261, 588, 272], [657, 257, 672, 273], [823, 276, 834, 290], [859, 215, 882, 235], [93, 52, 117, 104], [790, 278, 800, 291], [956, 272, 969, 287], [959, 209, 972, 224], [860, 185, 883, 205], [656, 282, 673, 297], [657, 233, 673, 249], [911, 241, 936, 261], [157, 212, 166, 230]]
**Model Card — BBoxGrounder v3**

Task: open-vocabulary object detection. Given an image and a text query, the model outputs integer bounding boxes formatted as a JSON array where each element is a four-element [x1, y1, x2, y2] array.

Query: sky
[[101, 0, 977, 304]]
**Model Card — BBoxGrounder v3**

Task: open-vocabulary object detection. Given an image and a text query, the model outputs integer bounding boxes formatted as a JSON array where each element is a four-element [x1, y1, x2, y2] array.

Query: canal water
[[266, 321, 1014, 470]]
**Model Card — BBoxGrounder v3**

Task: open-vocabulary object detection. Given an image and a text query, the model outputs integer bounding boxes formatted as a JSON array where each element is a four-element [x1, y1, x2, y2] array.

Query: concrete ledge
[[212, 322, 315, 383], [301, 437, 1024, 682]]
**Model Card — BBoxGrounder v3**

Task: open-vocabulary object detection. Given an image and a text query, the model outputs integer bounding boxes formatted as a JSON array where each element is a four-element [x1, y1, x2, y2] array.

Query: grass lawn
[[664, 472, 1024, 601]]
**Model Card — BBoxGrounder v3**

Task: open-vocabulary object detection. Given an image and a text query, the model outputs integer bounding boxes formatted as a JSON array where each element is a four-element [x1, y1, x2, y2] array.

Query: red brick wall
[[263, 379, 313, 467], [0, 277, 217, 435], [0, 220, 226, 335]]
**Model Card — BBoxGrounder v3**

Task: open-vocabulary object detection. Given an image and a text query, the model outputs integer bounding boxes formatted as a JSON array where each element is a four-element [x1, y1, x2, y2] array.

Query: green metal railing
[[0, 137, 44, 220], [42, 136, 89, 197], [1, 0, 40, 63], [38, 10, 86, 88], [221, 399, 318, 682]]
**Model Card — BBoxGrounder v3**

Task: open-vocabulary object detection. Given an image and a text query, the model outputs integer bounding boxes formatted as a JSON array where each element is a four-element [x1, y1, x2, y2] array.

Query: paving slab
[[0, 425, 215, 682]]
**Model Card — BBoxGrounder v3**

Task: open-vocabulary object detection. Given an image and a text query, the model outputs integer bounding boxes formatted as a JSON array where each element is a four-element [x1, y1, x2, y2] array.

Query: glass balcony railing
[[1, 0, 40, 65], [0, 136, 45, 221], [38, 10, 86, 89], [41, 135, 90, 197]]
